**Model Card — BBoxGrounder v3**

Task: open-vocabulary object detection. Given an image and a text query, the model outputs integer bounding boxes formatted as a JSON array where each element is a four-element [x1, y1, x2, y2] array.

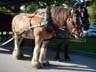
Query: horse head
[[67, 7, 83, 39], [73, 4, 90, 37]]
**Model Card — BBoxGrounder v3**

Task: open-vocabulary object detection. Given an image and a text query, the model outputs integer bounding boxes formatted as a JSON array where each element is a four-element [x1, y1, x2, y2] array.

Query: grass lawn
[[69, 37, 96, 53], [48, 37, 96, 53]]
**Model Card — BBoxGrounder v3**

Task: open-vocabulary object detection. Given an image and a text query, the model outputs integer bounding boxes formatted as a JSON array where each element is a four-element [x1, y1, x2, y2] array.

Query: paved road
[[0, 44, 96, 72]]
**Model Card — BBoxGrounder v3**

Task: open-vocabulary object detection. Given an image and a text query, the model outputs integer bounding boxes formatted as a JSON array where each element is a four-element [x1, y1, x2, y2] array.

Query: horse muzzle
[[72, 33, 80, 39]]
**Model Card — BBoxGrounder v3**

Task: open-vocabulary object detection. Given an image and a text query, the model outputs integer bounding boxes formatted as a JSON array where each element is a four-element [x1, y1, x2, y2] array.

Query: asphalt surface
[[0, 42, 96, 72]]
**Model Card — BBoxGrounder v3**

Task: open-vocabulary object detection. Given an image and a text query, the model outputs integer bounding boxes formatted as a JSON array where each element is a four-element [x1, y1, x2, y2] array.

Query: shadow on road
[[0, 40, 96, 72]]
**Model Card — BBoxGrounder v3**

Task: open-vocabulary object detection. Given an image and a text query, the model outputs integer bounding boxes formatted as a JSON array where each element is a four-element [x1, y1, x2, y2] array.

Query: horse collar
[[46, 7, 53, 24], [44, 7, 55, 32]]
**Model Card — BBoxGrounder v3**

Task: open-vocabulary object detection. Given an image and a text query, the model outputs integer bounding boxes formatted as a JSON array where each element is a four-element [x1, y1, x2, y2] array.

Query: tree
[[0, 0, 76, 13], [0, 0, 33, 13]]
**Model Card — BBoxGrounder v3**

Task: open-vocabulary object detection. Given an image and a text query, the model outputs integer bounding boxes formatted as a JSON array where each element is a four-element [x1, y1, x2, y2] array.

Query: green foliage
[[87, 0, 96, 24], [49, 37, 96, 53], [0, 6, 11, 12], [69, 37, 96, 53], [0, 0, 96, 25], [26, 3, 38, 13]]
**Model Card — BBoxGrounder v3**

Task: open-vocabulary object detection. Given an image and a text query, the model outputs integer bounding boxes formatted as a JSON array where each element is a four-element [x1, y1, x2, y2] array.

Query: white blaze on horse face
[[81, 12, 84, 17]]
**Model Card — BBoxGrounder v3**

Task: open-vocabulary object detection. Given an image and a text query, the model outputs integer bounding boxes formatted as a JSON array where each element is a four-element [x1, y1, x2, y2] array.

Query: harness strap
[[18, 20, 48, 35]]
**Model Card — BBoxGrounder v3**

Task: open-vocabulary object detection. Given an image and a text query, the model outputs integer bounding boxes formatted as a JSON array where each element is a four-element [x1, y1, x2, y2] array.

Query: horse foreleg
[[18, 37, 23, 47], [12, 34, 23, 59], [31, 36, 42, 69], [39, 41, 49, 66], [64, 43, 70, 61], [55, 44, 61, 61]]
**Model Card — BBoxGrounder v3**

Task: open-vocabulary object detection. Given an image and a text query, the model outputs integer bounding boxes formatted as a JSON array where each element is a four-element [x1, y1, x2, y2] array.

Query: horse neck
[[50, 7, 69, 28]]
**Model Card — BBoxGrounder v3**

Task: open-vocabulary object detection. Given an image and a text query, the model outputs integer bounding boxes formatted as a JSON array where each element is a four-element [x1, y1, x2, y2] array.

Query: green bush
[[48, 37, 96, 53], [87, 1, 96, 25], [69, 37, 96, 53], [0, 6, 11, 12]]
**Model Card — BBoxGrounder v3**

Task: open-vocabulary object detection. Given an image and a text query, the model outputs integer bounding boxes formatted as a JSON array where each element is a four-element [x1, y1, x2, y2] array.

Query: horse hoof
[[32, 62, 41, 69], [55, 57, 61, 61], [40, 61, 50, 66], [64, 56, 71, 61], [12, 51, 24, 59]]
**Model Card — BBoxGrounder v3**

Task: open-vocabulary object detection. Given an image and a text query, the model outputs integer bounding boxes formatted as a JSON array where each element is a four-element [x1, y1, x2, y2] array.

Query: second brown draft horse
[[55, 5, 90, 61], [11, 6, 83, 69]]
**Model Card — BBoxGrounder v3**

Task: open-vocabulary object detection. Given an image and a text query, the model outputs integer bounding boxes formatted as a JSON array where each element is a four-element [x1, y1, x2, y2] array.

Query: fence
[[0, 12, 15, 41]]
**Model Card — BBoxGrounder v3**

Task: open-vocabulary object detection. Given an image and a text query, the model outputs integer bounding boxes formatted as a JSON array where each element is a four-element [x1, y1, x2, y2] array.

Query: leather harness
[[22, 7, 72, 39]]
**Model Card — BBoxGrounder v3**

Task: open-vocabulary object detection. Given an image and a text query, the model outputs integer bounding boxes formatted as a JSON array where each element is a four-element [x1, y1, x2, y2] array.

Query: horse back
[[12, 14, 32, 33]]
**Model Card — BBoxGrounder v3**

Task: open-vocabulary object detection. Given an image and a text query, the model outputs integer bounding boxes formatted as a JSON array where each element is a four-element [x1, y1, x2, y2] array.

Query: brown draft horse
[[54, 5, 90, 61], [12, 7, 83, 69], [55, 4, 90, 61]]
